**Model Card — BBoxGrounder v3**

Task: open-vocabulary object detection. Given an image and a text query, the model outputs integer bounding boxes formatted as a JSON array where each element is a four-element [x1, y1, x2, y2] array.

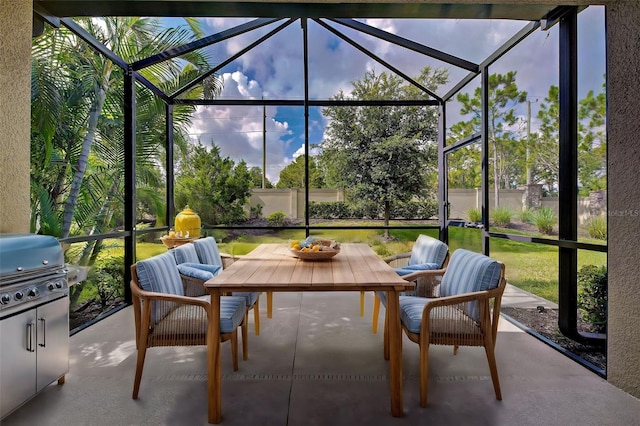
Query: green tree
[[447, 120, 481, 189], [248, 166, 273, 188], [535, 86, 561, 195], [31, 20, 215, 307], [30, 18, 220, 240], [534, 79, 606, 196], [175, 143, 252, 225], [578, 80, 607, 195], [318, 67, 447, 236], [454, 71, 527, 206], [276, 155, 324, 188]]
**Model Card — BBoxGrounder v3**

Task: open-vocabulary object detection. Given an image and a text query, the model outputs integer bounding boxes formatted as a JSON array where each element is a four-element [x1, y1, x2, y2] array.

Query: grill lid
[[0, 234, 64, 278]]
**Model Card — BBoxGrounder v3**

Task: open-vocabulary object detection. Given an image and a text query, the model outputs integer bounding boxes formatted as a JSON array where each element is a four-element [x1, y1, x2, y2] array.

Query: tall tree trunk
[[491, 120, 500, 208], [70, 180, 117, 308], [61, 66, 112, 238], [79, 179, 118, 264]]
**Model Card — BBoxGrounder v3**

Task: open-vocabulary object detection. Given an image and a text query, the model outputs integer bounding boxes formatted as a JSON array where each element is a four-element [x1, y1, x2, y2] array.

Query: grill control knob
[[48, 282, 56, 291], [14, 291, 24, 301], [28, 288, 39, 298], [0, 294, 10, 305], [55, 281, 63, 289]]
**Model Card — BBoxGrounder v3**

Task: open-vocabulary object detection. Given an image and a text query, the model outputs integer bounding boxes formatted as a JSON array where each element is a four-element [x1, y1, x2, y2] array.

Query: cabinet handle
[[39, 317, 46, 347], [26, 322, 35, 352]]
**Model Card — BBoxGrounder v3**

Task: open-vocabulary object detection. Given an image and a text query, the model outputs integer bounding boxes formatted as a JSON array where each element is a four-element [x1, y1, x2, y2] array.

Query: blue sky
[[174, 7, 605, 184]]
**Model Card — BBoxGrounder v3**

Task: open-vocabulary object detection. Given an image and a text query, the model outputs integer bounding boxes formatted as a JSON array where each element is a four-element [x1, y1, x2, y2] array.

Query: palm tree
[[32, 18, 221, 309], [31, 18, 220, 240]]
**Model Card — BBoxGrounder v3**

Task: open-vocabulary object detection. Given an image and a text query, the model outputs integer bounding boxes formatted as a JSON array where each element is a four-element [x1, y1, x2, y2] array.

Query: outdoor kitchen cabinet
[[0, 296, 69, 419]]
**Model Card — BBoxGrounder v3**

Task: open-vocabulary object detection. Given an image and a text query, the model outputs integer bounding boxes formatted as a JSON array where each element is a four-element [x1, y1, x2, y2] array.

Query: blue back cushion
[[177, 263, 220, 281], [136, 253, 184, 322], [408, 235, 448, 268], [440, 249, 502, 320], [193, 237, 224, 268], [173, 243, 201, 265]]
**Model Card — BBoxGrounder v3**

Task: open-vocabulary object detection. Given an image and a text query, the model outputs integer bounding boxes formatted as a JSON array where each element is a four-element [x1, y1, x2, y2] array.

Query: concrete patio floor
[[3, 289, 640, 426]]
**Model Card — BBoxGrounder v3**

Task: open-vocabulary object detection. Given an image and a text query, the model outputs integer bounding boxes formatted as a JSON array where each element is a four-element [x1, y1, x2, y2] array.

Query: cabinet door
[[0, 309, 37, 419], [36, 297, 69, 392]]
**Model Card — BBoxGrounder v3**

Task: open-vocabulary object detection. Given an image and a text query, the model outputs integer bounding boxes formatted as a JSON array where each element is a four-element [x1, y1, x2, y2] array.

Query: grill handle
[[39, 317, 46, 347], [26, 322, 35, 352]]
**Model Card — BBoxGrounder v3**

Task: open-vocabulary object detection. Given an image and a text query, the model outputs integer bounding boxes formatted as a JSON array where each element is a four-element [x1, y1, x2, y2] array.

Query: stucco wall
[[606, 0, 640, 398], [448, 189, 534, 219], [249, 188, 345, 218], [0, 1, 31, 233]]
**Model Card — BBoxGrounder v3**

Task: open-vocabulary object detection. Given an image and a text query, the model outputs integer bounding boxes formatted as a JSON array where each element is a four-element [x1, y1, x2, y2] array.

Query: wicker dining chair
[[172, 242, 259, 362], [397, 249, 507, 407], [192, 237, 268, 332], [369, 234, 449, 338], [130, 252, 246, 399]]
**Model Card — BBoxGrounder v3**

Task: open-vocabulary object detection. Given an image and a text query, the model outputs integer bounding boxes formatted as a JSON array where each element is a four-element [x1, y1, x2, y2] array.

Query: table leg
[[387, 289, 404, 417], [208, 289, 222, 424], [266, 291, 273, 318]]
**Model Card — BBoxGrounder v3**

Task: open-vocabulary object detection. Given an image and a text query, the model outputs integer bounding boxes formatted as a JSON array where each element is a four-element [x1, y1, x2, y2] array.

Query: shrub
[[307, 200, 438, 220], [390, 200, 439, 220], [349, 202, 380, 219], [86, 256, 125, 308], [466, 207, 482, 223], [266, 210, 287, 227], [519, 208, 536, 225], [373, 245, 391, 257], [308, 201, 352, 219], [577, 265, 607, 333], [249, 203, 263, 219], [490, 206, 513, 227], [135, 223, 157, 243], [533, 207, 556, 234], [586, 215, 607, 240]]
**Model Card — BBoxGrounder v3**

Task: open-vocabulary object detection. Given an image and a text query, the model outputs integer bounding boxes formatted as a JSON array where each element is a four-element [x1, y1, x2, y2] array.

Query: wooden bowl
[[289, 239, 340, 261], [161, 236, 195, 248], [289, 248, 340, 260]]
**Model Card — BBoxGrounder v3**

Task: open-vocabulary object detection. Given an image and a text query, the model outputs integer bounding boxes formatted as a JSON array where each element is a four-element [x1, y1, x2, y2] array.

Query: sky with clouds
[[176, 7, 605, 184]]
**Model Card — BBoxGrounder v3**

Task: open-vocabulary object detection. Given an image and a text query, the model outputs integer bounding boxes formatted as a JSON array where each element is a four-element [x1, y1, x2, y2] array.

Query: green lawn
[[131, 224, 606, 305]]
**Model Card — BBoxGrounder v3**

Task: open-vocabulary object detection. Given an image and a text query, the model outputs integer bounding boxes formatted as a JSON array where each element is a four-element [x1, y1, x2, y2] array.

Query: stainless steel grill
[[0, 234, 69, 420]]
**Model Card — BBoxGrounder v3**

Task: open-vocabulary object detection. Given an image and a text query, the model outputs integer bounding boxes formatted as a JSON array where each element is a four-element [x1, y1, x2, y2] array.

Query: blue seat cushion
[[164, 295, 245, 334], [219, 295, 247, 333], [394, 262, 440, 276], [232, 291, 260, 308], [375, 289, 415, 308], [177, 263, 221, 281], [399, 296, 430, 334], [399, 295, 480, 336]]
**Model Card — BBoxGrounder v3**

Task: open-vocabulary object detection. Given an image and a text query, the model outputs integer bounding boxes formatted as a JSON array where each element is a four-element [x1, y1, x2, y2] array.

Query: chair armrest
[[383, 252, 411, 264], [399, 268, 446, 282], [131, 281, 211, 309], [418, 285, 504, 338], [220, 253, 236, 269], [422, 289, 493, 310]]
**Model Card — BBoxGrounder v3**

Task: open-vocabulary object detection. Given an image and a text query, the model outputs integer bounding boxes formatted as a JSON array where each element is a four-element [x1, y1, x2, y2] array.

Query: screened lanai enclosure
[[31, 4, 607, 373]]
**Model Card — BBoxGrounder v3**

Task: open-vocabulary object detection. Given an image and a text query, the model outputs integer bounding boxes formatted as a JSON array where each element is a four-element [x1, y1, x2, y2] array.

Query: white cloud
[[188, 71, 296, 183], [188, 9, 605, 175]]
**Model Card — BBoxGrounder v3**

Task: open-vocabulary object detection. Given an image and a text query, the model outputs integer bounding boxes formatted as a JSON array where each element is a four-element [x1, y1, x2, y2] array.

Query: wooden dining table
[[203, 243, 413, 424]]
